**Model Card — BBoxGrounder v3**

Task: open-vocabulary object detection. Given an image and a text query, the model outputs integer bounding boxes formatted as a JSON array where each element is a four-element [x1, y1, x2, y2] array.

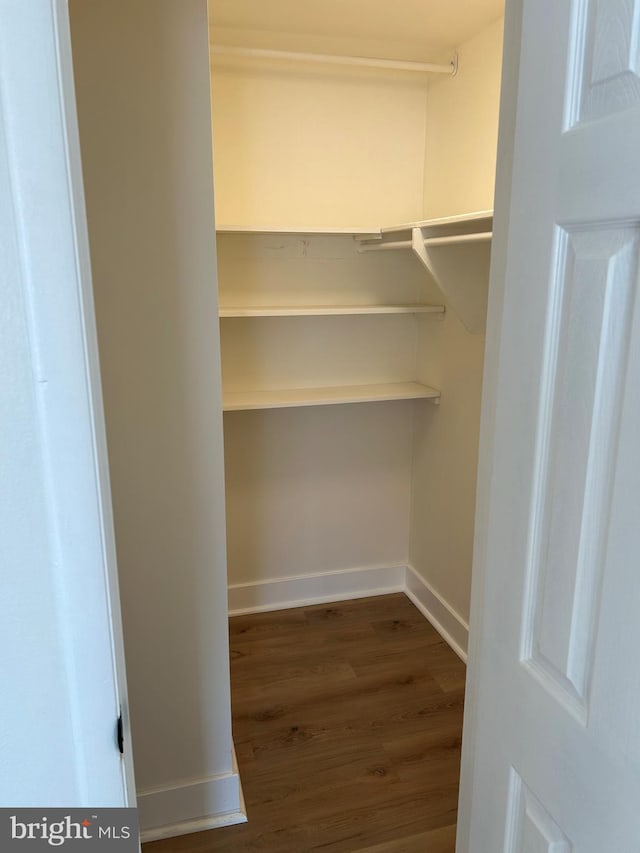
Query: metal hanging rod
[[358, 231, 492, 253], [212, 45, 458, 76]]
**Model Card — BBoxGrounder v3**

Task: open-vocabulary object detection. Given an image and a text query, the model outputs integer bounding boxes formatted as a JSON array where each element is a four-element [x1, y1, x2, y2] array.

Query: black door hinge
[[117, 712, 124, 755]]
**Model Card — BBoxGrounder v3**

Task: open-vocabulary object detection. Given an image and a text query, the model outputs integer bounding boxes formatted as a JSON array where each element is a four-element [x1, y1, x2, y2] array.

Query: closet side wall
[[409, 18, 504, 635], [69, 0, 236, 828], [410, 312, 486, 631], [423, 16, 504, 219], [210, 60, 428, 228]]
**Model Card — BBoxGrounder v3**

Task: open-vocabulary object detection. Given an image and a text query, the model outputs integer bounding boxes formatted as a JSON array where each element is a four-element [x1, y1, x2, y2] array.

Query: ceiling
[[210, 0, 504, 55]]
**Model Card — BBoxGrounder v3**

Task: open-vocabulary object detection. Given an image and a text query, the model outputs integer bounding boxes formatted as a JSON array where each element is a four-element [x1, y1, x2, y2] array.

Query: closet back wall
[[218, 236, 440, 600], [210, 58, 428, 228], [211, 43, 436, 605], [210, 14, 504, 627]]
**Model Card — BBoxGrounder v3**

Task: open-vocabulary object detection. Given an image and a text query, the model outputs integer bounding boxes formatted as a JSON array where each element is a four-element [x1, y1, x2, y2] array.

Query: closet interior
[[210, 1, 504, 636], [68, 0, 505, 840]]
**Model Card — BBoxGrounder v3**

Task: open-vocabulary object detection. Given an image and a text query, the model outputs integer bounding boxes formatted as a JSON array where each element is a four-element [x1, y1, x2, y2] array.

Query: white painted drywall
[[69, 0, 233, 810], [0, 0, 132, 806], [210, 55, 428, 228], [209, 53, 432, 587], [423, 17, 504, 219], [217, 233, 441, 586], [409, 18, 504, 623], [211, 18, 504, 617], [409, 310, 486, 622], [0, 83, 84, 809], [224, 404, 414, 585]]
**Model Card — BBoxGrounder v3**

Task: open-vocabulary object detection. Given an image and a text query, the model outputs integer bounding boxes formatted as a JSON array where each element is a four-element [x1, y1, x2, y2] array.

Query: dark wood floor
[[144, 593, 465, 852]]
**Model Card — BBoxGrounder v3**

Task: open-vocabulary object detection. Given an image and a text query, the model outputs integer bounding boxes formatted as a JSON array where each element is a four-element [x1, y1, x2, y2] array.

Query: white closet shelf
[[216, 225, 381, 237], [377, 210, 493, 238], [219, 304, 445, 317], [215, 211, 493, 333], [355, 210, 494, 334], [223, 382, 440, 411], [215, 212, 493, 240]]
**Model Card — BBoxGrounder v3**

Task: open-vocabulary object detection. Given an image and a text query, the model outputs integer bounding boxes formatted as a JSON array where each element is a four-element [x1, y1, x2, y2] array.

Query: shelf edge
[[222, 382, 441, 412], [218, 305, 446, 317]]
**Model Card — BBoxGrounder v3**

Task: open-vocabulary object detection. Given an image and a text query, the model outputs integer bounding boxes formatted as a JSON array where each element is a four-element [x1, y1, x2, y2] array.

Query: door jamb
[[456, 1, 525, 850]]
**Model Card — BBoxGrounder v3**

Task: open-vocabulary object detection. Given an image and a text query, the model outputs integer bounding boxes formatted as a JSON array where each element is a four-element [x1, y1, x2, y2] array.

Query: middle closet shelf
[[219, 304, 445, 317], [216, 225, 449, 415]]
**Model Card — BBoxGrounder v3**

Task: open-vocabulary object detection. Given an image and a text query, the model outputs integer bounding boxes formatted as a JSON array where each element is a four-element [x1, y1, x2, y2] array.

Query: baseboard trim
[[227, 564, 469, 663], [140, 810, 246, 845], [138, 747, 246, 843], [405, 565, 469, 662], [228, 565, 406, 616]]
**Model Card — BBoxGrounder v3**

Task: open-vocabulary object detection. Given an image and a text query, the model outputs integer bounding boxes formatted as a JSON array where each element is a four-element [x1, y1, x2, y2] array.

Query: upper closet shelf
[[219, 304, 445, 318], [378, 210, 493, 238], [216, 225, 381, 238], [356, 210, 493, 334]]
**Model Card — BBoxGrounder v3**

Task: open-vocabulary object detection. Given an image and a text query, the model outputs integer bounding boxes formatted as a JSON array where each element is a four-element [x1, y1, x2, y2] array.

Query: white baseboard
[[138, 747, 246, 843], [227, 563, 468, 663], [405, 564, 469, 662], [228, 564, 406, 616]]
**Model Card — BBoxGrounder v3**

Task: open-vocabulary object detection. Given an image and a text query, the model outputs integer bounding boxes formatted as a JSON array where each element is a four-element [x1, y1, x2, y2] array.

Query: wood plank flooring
[[143, 593, 465, 852]]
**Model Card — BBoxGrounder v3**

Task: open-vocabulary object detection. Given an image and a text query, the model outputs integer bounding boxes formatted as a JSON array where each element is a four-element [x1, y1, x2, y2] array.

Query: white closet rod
[[358, 232, 493, 252], [212, 45, 457, 75], [360, 239, 412, 252]]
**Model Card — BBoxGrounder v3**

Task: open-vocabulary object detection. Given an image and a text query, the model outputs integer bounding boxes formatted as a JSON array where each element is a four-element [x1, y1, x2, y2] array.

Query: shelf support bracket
[[411, 226, 441, 286], [411, 228, 447, 321], [411, 226, 490, 334]]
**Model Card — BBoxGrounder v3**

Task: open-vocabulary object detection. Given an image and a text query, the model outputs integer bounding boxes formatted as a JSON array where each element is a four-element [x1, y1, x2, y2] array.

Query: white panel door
[[459, 0, 640, 850]]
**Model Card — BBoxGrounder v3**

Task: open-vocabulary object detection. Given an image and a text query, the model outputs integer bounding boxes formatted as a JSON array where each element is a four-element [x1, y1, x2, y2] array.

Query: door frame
[[0, 0, 135, 804], [456, 0, 525, 849]]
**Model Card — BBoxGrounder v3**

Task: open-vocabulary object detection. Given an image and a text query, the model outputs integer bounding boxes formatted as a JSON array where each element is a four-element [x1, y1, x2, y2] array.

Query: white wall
[[0, 62, 88, 809], [218, 234, 437, 589], [211, 20, 504, 622], [224, 405, 414, 586], [209, 53, 431, 596], [211, 57, 428, 228], [0, 228, 77, 805], [409, 311, 487, 623], [409, 17, 504, 626], [0, 0, 131, 806], [69, 0, 239, 836], [423, 17, 504, 218]]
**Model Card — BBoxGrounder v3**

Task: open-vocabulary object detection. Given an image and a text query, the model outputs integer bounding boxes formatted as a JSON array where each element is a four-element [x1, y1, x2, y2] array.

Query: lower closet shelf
[[222, 382, 440, 411]]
